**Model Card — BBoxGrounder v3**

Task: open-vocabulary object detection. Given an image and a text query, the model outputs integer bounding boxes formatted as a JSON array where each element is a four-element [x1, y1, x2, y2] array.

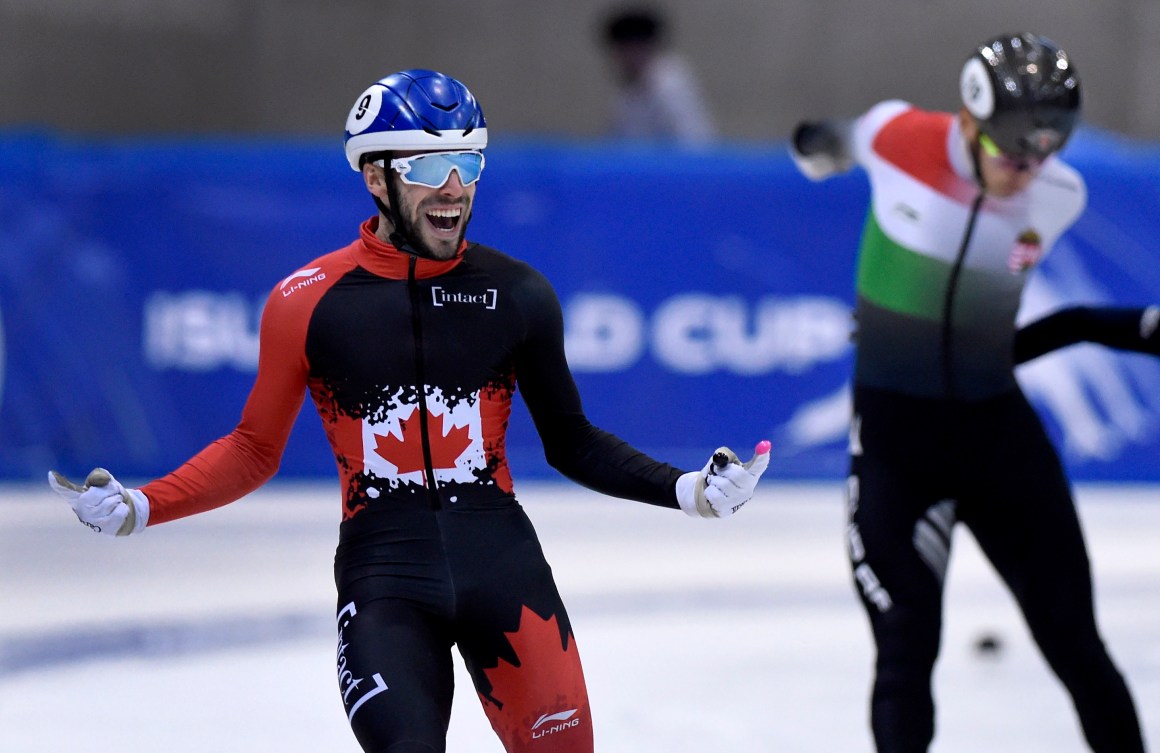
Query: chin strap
[[968, 135, 986, 190], [375, 179, 432, 260]]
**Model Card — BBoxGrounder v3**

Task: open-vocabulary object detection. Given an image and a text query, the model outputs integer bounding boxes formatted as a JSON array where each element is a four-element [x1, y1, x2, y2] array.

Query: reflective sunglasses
[[978, 133, 1046, 173], [375, 150, 486, 188]]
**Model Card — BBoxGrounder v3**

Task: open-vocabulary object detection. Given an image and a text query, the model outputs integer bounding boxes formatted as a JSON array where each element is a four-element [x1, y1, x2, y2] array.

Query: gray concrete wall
[[2, 0, 1158, 141]]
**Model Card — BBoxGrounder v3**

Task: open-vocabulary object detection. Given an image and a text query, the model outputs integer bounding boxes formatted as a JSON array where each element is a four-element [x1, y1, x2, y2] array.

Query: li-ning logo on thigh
[[913, 499, 956, 584], [531, 709, 580, 739], [336, 601, 389, 722], [431, 286, 498, 309]]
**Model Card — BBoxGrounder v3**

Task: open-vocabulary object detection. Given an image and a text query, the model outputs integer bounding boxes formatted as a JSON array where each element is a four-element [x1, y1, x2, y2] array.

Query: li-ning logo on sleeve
[[532, 709, 580, 739], [431, 286, 498, 309], [280, 267, 326, 297]]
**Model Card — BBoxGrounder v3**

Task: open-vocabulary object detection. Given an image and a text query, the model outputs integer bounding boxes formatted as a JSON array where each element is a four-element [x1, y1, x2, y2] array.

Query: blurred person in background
[[47, 69, 770, 753], [789, 32, 1152, 753], [600, 5, 717, 143]]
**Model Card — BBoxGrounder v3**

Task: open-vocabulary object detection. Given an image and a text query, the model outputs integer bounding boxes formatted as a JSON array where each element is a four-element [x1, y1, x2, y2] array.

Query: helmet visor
[[382, 150, 486, 188], [979, 133, 1047, 172]]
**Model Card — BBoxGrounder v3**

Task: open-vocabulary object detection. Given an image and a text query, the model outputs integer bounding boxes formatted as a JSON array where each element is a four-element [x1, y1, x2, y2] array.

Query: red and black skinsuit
[[139, 218, 684, 753]]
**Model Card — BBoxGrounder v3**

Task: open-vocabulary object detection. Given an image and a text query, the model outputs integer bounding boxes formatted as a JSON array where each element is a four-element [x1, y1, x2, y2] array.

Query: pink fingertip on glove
[[755, 440, 772, 455]]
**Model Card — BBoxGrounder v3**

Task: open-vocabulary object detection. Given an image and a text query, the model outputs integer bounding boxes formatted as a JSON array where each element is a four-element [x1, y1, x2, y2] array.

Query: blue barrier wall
[[2, 130, 1159, 484]]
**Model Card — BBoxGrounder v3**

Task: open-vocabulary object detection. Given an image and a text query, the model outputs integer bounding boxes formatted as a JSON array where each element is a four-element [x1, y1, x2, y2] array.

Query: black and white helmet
[[959, 33, 1081, 158]]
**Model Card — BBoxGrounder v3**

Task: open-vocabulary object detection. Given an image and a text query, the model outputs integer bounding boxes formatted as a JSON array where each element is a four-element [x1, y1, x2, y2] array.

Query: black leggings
[[333, 504, 592, 753], [847, 386, 1144, 753]]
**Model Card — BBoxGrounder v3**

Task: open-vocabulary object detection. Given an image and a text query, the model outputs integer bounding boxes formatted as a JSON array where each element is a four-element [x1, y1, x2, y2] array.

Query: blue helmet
[[343, 69, 488, 171]]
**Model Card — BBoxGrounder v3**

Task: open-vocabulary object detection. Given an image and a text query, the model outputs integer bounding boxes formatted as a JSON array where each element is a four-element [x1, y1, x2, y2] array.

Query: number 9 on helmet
[[343, 69, 488, 171]]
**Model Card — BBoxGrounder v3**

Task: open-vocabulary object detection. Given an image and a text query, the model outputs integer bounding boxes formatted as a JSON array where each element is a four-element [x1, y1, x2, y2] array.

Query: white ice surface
[[2, 481, 1158, 752]]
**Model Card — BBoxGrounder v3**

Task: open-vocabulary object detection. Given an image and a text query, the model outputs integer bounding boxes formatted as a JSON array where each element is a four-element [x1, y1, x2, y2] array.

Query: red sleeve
[[140, 247, 357, 524]]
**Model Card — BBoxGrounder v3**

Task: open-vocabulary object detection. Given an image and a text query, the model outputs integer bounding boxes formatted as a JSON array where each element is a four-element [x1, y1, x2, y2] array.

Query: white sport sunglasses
[[374, 150, 486, 188]]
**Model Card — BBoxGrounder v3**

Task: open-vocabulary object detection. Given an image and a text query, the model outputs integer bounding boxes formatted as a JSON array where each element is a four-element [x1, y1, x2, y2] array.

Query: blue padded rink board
[[1, 481, 1157, 752]]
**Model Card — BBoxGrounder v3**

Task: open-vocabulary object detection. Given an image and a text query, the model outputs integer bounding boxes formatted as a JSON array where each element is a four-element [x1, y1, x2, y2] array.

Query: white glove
[[676, 441, 772, 519], [48, 468, 149, 536]]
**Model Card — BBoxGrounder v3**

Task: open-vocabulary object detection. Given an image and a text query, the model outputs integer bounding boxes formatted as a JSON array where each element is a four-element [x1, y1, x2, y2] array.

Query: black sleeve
[[1014, 305, 1160, 364], [512, 267, 683, 509]]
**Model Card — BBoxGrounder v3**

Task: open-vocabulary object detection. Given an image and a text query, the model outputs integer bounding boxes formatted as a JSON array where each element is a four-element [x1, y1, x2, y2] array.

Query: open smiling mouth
[[426, 206, 462, 233]]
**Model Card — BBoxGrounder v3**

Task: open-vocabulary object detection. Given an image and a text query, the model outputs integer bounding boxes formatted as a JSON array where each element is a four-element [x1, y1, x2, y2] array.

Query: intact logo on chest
[[431, 286, 498, 310]]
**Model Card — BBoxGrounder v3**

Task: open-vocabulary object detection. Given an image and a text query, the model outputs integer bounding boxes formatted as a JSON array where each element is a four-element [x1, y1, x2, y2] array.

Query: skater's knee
[[874, 611, 941, 667]]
